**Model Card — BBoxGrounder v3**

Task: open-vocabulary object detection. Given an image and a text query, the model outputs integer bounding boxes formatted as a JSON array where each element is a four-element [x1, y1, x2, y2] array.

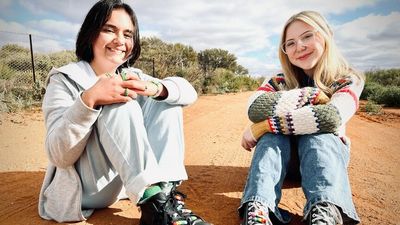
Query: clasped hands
[[81, 71, 163, 109]]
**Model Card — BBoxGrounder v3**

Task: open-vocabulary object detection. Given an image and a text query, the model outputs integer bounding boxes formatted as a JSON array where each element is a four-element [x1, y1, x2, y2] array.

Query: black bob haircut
[[75, 0, 141, 71]]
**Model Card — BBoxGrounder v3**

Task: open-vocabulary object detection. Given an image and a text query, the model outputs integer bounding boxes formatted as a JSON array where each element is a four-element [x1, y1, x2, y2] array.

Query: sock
[[139, 185, 162, 203]]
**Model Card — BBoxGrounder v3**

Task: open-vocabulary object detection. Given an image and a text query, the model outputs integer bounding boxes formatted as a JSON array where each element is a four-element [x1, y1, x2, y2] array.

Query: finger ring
[[105, 73, 112, 78], [124, 88, 128, 96]]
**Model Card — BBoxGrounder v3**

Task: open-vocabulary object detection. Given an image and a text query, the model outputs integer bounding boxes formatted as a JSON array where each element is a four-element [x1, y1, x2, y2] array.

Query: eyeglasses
[[281, 30, 317, 55]]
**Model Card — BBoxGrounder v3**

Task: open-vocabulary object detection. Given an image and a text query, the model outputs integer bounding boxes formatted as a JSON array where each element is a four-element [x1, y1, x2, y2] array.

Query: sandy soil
[[0, 92, 399, 225]]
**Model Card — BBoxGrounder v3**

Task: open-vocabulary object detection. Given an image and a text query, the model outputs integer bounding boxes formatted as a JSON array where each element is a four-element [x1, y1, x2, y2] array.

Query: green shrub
[[360, 81, 381, 100], [364, 100, 382, 114], [365, 68, 400, 86], [370, 86, 400, 107]]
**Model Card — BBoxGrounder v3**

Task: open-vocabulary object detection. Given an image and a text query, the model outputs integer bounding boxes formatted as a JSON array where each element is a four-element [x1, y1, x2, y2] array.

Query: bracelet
[[150, 80, 162, 98]]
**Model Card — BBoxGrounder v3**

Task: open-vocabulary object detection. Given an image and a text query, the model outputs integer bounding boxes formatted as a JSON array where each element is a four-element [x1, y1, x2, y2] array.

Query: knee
[[298, 133, 349, 166], [144, 99, 183, 117], [100, 101, 143, 123]]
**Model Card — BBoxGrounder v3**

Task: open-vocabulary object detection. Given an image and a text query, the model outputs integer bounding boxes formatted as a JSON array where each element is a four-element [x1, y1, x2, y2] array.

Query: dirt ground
[[0, 92, 399, 225]]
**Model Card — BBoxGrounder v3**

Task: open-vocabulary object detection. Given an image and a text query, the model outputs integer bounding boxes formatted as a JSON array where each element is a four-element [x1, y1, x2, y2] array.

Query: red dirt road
[[0, 92, 399, 225]]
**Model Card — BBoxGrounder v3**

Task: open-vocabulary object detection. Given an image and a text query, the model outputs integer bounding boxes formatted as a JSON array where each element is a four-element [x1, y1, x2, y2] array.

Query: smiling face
[[90, 8, 134, 74], [284, 20, 325, 76]]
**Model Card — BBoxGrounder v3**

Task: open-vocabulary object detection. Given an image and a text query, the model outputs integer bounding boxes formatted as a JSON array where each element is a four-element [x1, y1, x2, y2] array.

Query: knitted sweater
[[248, 73, 364, 144]]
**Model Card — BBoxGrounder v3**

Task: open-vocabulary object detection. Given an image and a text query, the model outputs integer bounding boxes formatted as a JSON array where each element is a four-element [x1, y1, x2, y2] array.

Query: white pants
[[75, 97, 187, 208]]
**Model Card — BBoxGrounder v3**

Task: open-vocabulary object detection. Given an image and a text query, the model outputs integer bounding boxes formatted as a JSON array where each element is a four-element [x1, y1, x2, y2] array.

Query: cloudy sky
[[0, 0, 399, 76]]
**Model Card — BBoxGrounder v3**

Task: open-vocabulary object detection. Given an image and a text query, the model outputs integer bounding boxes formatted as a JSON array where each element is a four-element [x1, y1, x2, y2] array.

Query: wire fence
[[0, 31, 155, 86], [0, 31, 155, 112]]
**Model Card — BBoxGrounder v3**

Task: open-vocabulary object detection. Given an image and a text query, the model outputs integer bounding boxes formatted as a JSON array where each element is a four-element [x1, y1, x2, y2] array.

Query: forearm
[[43, 76, 100, 167], [250, 104, 341, 139], [248, 87, 329, 123], [125, 68, 197, 105]]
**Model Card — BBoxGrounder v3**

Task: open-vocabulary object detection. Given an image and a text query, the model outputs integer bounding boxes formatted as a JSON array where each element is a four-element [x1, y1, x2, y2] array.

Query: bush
[[365, 100, 382, 115], [360, 81, 381, 100], [361, 68, 400, 107], [370, 86, 400, 107], [365, 68, 400, 86]]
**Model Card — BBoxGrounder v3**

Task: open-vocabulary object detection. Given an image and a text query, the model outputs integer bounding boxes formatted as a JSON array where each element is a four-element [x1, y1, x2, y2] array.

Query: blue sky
[[0, 0, 399, 76]]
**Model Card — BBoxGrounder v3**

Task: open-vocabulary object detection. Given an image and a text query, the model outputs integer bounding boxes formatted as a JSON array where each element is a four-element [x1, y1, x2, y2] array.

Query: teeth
[[108, 48, 124, 54]]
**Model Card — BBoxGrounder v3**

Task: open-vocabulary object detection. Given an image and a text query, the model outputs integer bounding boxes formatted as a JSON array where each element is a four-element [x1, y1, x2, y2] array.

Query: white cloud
[[238, 55, 281, 77], [27, 19, 80, 37], [335, 11, 400, 70], [130, 0, 383, 74], [2, 0, 398, 74], [0, 19, 75, 52], [18, 0, 96, 23]]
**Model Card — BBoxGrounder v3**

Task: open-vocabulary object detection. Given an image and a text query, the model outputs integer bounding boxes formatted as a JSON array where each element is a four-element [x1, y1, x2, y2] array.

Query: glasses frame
[[281, 30, 318, 55]]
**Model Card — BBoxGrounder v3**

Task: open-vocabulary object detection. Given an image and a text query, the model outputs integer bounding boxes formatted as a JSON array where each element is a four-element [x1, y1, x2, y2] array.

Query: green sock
[[139, 185, 162, 203]]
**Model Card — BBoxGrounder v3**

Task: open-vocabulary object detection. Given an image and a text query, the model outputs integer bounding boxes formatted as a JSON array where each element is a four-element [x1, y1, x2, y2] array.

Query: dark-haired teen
[[38, 1, 211, 224], [239, 11, 364, 225]]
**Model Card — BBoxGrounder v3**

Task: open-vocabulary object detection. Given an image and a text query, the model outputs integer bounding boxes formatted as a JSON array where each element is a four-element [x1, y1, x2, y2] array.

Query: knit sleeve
[[248, 86, 329, 123], [249, 75, 364, 139]]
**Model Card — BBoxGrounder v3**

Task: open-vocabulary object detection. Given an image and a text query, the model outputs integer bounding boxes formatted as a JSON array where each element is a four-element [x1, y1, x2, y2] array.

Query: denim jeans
[[75, 97, 187, 208], [240, 133, 360, 224]]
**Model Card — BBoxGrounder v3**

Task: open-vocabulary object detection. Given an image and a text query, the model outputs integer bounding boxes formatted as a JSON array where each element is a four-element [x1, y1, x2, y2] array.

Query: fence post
[[152, 57, 155, 77], [29, 34, 36, 83]]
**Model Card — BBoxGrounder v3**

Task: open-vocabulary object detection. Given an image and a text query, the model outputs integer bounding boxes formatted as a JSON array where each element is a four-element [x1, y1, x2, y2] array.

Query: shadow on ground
[[0, 166, 304, 225]]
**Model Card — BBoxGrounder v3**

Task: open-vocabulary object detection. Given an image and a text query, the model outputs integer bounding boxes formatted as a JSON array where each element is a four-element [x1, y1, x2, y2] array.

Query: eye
[[302, 32, 314, 41], [102, 27, 114, 33], [285, 41, 295, 48], [124, 33, 133, 39]]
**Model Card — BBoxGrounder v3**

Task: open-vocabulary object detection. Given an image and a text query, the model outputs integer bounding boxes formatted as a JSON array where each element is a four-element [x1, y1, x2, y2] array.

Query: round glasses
[[281, 30, 317, 55]]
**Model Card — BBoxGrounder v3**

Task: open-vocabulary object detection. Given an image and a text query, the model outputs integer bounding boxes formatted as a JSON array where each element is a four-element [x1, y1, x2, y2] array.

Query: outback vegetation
[[0, 38, 399, 113], [0, 37, 261, 112]]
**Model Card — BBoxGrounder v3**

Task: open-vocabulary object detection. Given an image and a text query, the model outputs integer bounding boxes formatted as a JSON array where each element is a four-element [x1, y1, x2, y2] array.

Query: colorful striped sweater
[[248, 73, 364, 144]]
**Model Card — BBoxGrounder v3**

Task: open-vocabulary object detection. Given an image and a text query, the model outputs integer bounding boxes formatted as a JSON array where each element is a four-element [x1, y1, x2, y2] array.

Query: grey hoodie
[[38, 61, 197, 222]]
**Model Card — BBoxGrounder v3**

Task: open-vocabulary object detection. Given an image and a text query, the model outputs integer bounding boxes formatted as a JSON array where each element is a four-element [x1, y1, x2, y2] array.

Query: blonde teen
[[239, 11, 363, 225]]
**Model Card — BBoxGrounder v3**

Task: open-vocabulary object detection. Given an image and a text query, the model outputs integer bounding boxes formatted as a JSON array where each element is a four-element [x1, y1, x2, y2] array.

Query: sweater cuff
[[313, 90, 330, 104], [64, 93, 101, 128], [160, 79, 180, 103], [250, 121, 271, 140]]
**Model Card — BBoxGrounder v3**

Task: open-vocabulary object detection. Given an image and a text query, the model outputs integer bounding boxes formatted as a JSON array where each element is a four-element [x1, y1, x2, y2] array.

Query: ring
[[124, 88, 128, 97], [105, 73, 112, 78]]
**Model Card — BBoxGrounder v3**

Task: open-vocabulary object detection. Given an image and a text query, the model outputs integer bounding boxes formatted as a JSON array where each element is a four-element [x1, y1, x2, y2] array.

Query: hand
[[81, 73, 137, 108], [121, 72, 166, 98], [241, 127, 257, 152], [314, 90, 330, 104]]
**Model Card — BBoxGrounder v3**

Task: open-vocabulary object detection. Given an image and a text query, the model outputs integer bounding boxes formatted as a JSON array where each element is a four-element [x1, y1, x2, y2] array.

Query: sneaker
[[138, 184, 212, 225], [138, 192, 169, 225], [308, 202, 343, 225], [242, 201, 272, 225]]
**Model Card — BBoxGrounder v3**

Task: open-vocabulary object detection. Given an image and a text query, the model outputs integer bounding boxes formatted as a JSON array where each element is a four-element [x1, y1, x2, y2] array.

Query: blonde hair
[[278, 11, 364, 96]]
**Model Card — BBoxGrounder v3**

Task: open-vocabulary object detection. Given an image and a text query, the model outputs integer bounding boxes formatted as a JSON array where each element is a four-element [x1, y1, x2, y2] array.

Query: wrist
[[81, 91, 96, 108], [250, 121, 271, 140], [150, 80, 163, 98]]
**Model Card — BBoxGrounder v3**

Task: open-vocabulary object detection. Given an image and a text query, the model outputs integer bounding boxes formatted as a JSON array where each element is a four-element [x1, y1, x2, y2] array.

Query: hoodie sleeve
[[42, 73, 100, 168]]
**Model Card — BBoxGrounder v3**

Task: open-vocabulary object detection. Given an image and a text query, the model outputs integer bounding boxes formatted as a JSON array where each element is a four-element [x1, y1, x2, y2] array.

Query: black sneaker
[[307, 202, 343, 225], [138, 192, 169, 225], [138, 184, 212, 225], [241, 201, 272, 225]]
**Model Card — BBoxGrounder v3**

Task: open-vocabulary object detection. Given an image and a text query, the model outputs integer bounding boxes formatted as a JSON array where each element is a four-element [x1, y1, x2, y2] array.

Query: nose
[[295, 39, 306, 52], [113, 32, 125, 45]]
